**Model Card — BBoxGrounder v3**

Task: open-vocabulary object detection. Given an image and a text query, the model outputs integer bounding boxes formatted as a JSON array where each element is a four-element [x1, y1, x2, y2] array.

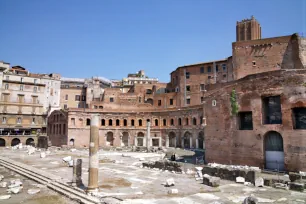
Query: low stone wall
[[142, 161, 183, 172], [202, 166, 260, 184]]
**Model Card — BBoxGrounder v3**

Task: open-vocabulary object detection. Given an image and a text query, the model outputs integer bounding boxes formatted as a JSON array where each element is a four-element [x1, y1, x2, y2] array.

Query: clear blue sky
[[0, 0, 305, 82]]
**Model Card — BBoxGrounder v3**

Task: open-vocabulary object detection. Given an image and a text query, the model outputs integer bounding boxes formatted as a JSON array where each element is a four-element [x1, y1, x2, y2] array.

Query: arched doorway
[[183, 132, 191, 148], [169, 132, 176, 147], [11, 138, 20, 146], [198, 131, 204, 149], [264, 131, 284, 171], [37, 136, 48, 149], [69, 139, 75, 146], [106, 132, 114, 146], [137, 132, 144, 146], [122, 132, 129, 146], [26, 138, 35, 146], [0, 138, 5, 147]]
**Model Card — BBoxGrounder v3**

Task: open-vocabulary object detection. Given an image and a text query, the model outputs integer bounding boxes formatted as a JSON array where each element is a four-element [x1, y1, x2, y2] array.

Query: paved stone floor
[[0, 165, 76, 204], [0, 147, 305, 204]]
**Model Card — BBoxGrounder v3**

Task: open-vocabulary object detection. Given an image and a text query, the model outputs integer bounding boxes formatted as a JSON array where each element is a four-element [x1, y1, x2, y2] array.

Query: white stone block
[[236, 177, 245, 183], [7, 186, 22, 194], [0, 195, 11, 200], [68, 160, 74, 167], [27, 188, 40, 195], [168, 189, 178, 194], [195, 167, 203, 171], [139, 158, 145, 161], [0, 182, 7, 188], [62, 156, 72, 162], [70, 149, 76, 152], [255, 177, 264, 187], [46, 150, 51, 155], [165, 178, 175, 186], [40, 152, 46, 158]]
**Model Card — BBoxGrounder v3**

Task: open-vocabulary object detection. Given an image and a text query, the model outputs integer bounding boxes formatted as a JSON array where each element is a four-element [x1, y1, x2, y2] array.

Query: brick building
[[46, 17, 306, 172]]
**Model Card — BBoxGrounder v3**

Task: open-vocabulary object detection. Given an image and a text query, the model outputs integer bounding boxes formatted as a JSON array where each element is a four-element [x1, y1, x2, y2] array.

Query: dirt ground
[[0, 147, 305, 204]]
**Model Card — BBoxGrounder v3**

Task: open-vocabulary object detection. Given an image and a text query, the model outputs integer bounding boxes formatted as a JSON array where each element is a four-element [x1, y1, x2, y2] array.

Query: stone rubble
[[236, 177, 245, 183], [40, 152, 46, 158], [242, 196, 258, 204], [0, 181, 7, 188], [0, 195, 11, 200], [165, 178, 175, 187], [0, 174, 4, 181], [255, 177, 264, 187], [168, 188, 178, 194], [27, 188, 41, 195]]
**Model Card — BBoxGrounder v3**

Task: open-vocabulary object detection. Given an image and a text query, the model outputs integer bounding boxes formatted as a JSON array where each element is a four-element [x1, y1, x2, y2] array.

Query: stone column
[[181, 138, 184, 148], [159, 137, 162, 147], [87, 114, 99, 193], [146, 121, 151, 150], [134, 136, 137, 146], [165, 136, 169, 148], [196, 139, 199, 149], [190, 137, 193, 148], [72, 159, 82, 187]]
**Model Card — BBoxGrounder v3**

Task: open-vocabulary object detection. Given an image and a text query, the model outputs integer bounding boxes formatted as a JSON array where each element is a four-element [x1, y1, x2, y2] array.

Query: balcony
[[0, 99, 43, 107]]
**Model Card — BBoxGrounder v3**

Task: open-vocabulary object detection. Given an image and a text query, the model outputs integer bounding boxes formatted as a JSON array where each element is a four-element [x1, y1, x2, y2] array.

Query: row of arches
[[100, 117, 202, 127], [0, 138, 35, 147]]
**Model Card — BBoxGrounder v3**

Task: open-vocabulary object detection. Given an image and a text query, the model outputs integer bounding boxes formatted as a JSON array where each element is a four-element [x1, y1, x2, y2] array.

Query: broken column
[[87, 114, 99, 193], [72, 159, 83, 187], [146, 120, 151, 151]]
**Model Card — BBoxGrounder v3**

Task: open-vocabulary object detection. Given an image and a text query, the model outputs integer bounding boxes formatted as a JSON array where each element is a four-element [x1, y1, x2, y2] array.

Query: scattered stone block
[[273, 183, 288, 190], [0, 182, 7, 188], [62, 156, 72, 162], [165, 178, 175, 187], [168, 189, 178, 194], [255, 177, 264, 187], [0, 175, 3, 181], [243, 196, 258, 204], [139, 158, 145, 161], [27, 189, 41, 195], [203, 175, 220, 187], [46, 150, 51, 155], [289, 182, 305, 192], [7, 186, 22, 194], [244, 182, 253, 186], [289, 172, 302, 182], [68, 160, 74, 167], [70, 149, 76, 152], [40, 152, 46, 158], [0, 195, 11, 200], [236, 176, 245, 183]]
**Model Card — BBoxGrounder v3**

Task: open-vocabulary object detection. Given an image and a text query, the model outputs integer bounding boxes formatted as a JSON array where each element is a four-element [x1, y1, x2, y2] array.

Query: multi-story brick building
[[0, 63, 61, 147], [49, 16, 306, 171]]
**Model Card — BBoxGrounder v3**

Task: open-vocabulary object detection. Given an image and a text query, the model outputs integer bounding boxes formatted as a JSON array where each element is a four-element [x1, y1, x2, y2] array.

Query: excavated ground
[[0, 147, 305, 204]]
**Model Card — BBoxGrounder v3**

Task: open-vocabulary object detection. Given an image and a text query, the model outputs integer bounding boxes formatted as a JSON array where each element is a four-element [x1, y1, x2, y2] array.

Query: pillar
[[196, 139, 199, 149], [181, 138, 184, 148], [87, 114, 99, 193], [146, 121, 151, 150], [72, 159, 82, 187], [165, 136, 169, 147], [134, 136, 137, 146], [190, 137, 193, 148], [159, 137, 162, 147]]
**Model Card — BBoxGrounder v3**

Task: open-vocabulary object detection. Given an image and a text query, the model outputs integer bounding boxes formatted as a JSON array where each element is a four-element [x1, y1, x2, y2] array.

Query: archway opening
[[198, 131, 204, 149], [0, 138, 6, 147], [137, 132, 144, 146], [11, 138, 20, 146], [26, 138, 35, 146], [169, 132, 176, 147], [184, 132, 191, 148], [69, 139, 75, 146], [264, 131, 284, 171], [106, 132, 114, 146], [122, 132, 129, 146]]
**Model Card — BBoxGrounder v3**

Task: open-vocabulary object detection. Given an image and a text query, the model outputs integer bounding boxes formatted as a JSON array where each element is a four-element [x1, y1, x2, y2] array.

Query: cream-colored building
[[0, 64, 60, 147]]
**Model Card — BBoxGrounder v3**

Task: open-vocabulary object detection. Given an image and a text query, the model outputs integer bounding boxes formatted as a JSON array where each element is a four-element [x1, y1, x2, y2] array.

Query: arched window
[[101, 119, 105, 126], [124, 119, 127, 126], [109, 119, 113, 126], [131, 119, 135, 126], [163, 119, 167, 126], [193, 117, 197, 125], [155, 119, 159, 126], [170, 119, 174, 126], [138, 119, 142, 126], [86, 119, 91, 126], [186, 118, 189, 125], [116, 119, 120, 126], [178, 118, 182, 126]]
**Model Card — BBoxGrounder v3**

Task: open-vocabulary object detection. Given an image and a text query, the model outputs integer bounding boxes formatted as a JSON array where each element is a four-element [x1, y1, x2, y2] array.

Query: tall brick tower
[[236, 16, 261, 41]]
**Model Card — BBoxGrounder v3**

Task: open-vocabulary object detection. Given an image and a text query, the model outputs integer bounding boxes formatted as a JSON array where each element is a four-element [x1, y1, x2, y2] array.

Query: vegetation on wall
[[230, 89, 239, 116]]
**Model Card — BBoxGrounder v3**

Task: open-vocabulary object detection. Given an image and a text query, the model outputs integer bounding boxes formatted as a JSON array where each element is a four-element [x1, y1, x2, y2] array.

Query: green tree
[[230, 89, 239, 116]]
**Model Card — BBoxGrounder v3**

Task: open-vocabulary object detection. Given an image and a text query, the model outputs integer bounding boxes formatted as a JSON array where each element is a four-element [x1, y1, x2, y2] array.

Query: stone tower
[[236, 16, 261, 41]]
